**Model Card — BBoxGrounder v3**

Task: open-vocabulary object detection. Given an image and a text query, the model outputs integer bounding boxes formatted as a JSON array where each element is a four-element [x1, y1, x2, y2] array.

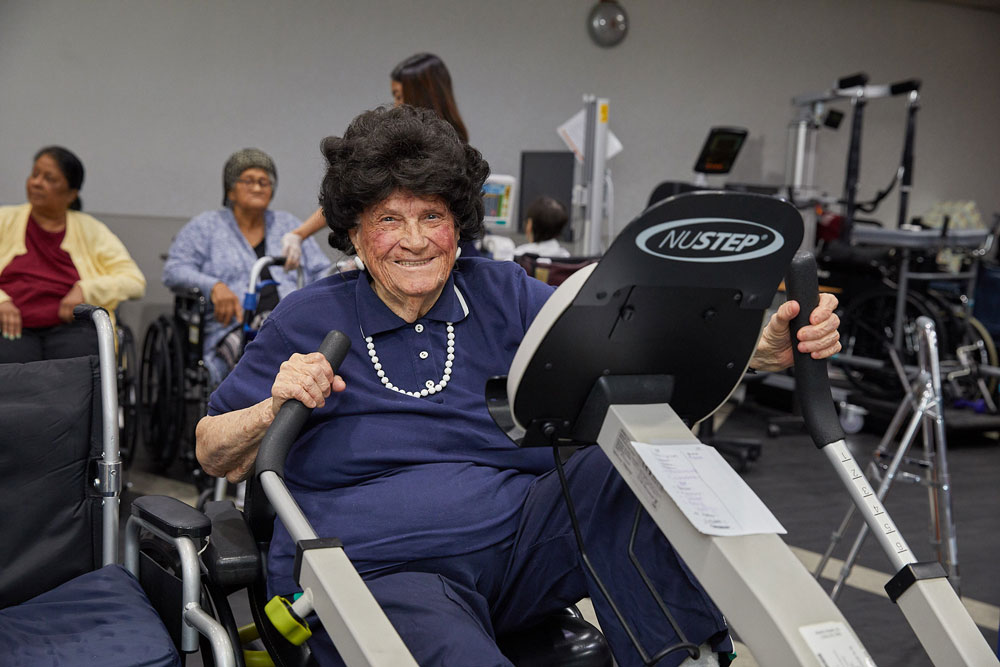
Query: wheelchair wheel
[[116, 323, 140, 468], [945, 312, 999, 406], [839, 288, 945, 399], [963, 313, 999, 386], [140, 316, 185, 471], [900, 288, 999, 406]]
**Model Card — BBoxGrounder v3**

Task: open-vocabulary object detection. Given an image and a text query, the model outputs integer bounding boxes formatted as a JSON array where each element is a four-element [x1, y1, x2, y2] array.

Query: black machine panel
[[519, 150, 576, 239], [507, 191, 804, 445]]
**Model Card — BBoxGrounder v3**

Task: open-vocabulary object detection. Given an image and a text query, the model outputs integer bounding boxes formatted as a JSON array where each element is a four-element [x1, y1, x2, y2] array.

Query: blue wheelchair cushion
[[0, 564, 180, 667]]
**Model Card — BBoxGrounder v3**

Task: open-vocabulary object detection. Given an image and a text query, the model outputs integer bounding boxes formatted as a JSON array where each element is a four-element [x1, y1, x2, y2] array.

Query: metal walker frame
[[817, 316, 961, 598]]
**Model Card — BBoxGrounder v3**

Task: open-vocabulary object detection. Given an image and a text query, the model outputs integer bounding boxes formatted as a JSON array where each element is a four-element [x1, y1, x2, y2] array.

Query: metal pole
[[580, 96, 596, 256], [829, 393, 929, 600], [581, 96, 609, 257], [917, 317, 961, 594], [91, 308, 121, 566]]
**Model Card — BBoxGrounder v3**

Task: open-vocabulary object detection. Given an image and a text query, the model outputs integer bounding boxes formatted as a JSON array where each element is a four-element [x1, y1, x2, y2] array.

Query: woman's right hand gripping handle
[[785, 251, 846, 449], [257, 330, 351, 479]]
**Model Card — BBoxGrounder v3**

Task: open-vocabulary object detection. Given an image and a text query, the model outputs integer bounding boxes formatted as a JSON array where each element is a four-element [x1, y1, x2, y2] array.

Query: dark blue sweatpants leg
[[307, 569, 514, 667], [491, 445, 728, 667]]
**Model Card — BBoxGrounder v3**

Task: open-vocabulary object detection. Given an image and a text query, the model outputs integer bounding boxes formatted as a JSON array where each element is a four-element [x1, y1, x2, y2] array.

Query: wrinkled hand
[[0, 300, 22, 339], [211, 282, 243, 325], [281, 232, 303, 271], [752, 293, 841, 372], [270, 352, 347, 417], [58, 283, 85, 323]]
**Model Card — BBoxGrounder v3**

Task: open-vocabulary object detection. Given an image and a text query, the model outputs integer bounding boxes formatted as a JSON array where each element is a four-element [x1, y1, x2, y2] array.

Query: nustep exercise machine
[[253, 192, 997, 665]]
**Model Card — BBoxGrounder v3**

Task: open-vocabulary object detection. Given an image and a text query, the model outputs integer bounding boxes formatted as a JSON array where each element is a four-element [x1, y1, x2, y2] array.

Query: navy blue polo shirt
[[208, 258, 555, 596]]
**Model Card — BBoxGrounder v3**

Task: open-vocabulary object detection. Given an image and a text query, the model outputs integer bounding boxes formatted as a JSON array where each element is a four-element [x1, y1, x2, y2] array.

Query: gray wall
[[3, 0, 999, 332]]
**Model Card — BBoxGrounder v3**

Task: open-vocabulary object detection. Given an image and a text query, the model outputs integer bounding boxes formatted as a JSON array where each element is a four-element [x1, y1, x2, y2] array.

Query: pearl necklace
[[365, 323, 455, 397], [362, 285, 469, 398]]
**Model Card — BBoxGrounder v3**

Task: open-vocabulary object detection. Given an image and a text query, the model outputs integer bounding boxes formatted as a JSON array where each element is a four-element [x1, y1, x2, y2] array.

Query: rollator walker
[[255, 192, 997, 666]]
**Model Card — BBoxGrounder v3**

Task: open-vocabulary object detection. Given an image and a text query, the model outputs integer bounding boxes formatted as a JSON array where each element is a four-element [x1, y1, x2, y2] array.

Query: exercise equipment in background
[[785, 72, 923, 250]]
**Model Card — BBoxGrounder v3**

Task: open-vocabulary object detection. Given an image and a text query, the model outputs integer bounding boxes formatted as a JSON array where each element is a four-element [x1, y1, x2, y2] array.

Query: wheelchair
[[140, 286, 212, 477], [0, 305, 238, 666], [140, 257, 300, 484], [829, 220, 1000, 405]]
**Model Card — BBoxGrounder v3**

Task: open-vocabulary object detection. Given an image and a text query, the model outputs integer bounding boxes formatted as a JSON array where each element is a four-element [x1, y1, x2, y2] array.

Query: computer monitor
[[482, 174, 517, 234], [693, 127, 748, 175], [519, 151, 575, 240]]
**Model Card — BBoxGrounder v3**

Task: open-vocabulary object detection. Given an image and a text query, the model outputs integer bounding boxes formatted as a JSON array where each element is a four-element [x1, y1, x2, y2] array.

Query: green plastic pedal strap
[[265, 595, 313, 645]]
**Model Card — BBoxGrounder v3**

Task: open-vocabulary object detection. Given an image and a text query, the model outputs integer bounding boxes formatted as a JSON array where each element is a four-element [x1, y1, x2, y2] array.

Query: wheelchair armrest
[[131, 495, 211, 539], [202, 500, 261, 589]]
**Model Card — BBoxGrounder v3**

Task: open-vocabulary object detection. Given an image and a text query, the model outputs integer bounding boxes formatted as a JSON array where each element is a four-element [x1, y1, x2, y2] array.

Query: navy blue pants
[[308, 446, 728, 666]]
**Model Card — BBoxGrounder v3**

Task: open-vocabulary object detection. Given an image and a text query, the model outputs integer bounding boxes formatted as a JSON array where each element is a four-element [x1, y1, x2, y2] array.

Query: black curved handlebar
[[786, 251, 845, 449], [255, 330, 351, 478]]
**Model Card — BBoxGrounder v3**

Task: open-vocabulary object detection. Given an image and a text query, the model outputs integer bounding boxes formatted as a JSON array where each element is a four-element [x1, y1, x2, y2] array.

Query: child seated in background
[[513, 196, 571, 258]]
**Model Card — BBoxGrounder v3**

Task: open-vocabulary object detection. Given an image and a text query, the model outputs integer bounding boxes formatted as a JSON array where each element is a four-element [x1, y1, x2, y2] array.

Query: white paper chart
[[630, 441, 786, 536]]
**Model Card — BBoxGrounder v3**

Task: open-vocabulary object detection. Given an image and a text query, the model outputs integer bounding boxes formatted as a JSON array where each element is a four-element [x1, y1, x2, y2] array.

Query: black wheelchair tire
[[897, 288, 999, 403], [839, 287, 945, 399], [117, 323, 140, 469], [139, 317, 184, 471]]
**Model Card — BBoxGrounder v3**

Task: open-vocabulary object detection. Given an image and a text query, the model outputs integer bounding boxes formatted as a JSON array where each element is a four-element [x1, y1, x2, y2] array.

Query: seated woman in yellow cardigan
[[0, 146, 145, 363]]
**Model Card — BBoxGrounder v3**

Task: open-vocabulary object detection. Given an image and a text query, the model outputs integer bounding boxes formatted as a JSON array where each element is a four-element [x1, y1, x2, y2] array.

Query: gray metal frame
[[260, 470, 418, 666], [123, 516, 235, 667], [818, 317, 963, 597], [580, 95, 610, 257], [89, 308, 123, 566], [595, 402, 871, 666]]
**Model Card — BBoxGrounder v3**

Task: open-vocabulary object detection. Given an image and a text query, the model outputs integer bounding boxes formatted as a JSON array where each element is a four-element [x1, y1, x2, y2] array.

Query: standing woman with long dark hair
[[281, 53, 470, 266], [390, 53, 468, 143], [0, 146, 146, 362]]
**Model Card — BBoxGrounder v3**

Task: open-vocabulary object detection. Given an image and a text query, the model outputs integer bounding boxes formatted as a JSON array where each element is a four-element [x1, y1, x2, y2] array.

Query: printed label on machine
[[798, 621, 877, 667], [630, 442, 786, 536]]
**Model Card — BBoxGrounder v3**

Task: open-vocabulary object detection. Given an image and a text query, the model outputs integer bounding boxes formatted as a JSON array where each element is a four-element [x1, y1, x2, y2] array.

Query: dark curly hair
[[319, 105, 490, 253]]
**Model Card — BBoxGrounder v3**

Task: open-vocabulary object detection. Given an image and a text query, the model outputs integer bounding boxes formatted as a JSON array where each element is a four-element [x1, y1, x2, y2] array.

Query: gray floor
[[127, 391, 1000, 666]]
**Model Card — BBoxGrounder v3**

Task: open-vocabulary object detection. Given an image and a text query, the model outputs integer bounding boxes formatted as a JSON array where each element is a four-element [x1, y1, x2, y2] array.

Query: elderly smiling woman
[[196, 105, 840, 667]]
